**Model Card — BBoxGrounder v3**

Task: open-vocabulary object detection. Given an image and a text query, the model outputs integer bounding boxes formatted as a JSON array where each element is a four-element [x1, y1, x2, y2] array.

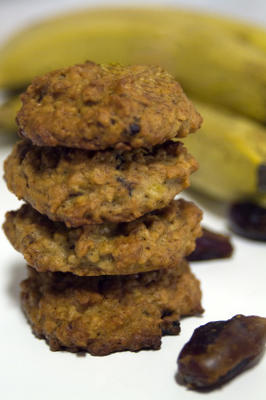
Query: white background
[[0, 1, 265, 400]]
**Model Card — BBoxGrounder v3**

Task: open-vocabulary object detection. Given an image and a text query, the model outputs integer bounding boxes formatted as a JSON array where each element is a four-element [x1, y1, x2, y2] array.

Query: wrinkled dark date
[[177, 315, 266, 390], [229, 202, 266, 241], [187, 227, 233, 261]]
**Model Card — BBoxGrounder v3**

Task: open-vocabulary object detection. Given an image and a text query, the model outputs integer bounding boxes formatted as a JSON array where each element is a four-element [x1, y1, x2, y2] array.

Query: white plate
[[0, 1, 265, 399], [0, 137, 265, 400]]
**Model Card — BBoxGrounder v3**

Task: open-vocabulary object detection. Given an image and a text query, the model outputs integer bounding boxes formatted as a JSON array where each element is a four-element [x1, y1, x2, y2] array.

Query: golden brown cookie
[[17, 62, 202, 151], [4, 140, 198, 226], [21, 260, 203, 356], [3, 199, 202, 276]]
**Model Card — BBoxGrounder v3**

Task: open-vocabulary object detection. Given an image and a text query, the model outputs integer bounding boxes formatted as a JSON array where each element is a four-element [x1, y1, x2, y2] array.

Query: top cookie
[[17, 61, 202, 150]]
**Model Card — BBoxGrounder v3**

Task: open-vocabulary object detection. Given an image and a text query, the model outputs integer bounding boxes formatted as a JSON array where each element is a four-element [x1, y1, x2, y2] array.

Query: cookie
[[17, 61, 202, 150], [3, 199, 202, 276], [4, 140, 198, 226], [21, 260, 203, 355]]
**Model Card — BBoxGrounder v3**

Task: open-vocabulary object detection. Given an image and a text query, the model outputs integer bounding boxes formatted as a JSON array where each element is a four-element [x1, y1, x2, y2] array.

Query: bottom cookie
[[21, 260, 203, 356]]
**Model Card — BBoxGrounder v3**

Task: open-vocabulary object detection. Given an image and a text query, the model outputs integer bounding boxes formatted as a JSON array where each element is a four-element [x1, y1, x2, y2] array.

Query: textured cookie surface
[[4, 140, 198, 226], [3, 199, 202, 276], [21, 261, 203, 356], [17, 61, 202, 150]]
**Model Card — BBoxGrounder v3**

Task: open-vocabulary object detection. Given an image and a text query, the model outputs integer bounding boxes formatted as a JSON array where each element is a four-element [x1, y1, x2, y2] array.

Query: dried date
[[177, 315, 266, 390], [187, 227, 233, 261], [229, 202, 266, 241]]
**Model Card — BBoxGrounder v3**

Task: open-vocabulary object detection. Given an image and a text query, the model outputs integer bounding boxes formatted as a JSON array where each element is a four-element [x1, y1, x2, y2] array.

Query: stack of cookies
[[3, 62, 203, 356]]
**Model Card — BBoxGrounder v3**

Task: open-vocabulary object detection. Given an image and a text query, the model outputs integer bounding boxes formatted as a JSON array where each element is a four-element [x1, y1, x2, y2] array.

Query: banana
[[0, 8, 266, 122], [1, 7, 266, 204], [183, 101, 266, 202], [255, 194, 266, 208], [0, 95, 20, 133]]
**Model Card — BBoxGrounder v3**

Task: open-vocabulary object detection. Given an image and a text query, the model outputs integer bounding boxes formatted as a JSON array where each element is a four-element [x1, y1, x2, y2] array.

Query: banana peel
[[184, 101, 266, 203], [0, 8, 266, 122]]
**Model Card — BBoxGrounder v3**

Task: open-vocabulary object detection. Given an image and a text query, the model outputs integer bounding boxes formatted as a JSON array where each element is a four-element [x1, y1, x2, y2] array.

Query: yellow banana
[[0, 95, 20, 133], [255, 194, 266, 208], [184, 101, 266, 202], [0, 8, 266, 122]]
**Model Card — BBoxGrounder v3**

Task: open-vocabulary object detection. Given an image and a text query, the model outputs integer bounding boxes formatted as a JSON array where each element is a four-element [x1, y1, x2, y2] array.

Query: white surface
[[0, 1, 265, 400]]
